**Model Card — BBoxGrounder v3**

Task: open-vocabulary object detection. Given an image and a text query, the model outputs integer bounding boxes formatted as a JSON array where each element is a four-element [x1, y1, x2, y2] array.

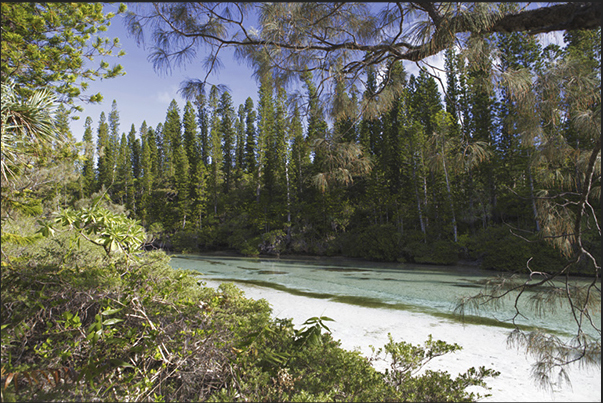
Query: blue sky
[[69, 3, 565, 142], [69, 4, 259, 141]]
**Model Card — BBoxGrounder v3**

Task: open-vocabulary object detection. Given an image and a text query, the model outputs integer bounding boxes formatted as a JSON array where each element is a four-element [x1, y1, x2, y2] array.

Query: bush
[[404, 239, 459, 265], [464, 225, 568, 273], [341, 224, 402, 261], [171, 230, 200, 253], [1, 215, 499, 402]]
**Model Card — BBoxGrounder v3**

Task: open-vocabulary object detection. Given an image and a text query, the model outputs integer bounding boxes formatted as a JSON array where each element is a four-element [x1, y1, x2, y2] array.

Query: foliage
[[0, 2, 126, 110], [170, 230, 199, 254], [1, 228, 499, 402], [2, 0, 600, 393], [340, 224, 401, 262], [125, 3, 600, 113], [1, 82, 58, 183], [37, 196, 146, 257], [461, 225, 571, 274], [1, 81, 62, 263], [404, 239, 459, 266], [371, 334, 500, 402]]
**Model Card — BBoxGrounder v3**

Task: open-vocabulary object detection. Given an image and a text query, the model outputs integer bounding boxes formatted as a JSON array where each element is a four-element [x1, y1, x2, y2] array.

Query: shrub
[[464, 225, 568, 273], [1, 216, 499, 402], [341, 224, 401, 261], [405, 239, 459, 265], [171, 230, 199, 253]]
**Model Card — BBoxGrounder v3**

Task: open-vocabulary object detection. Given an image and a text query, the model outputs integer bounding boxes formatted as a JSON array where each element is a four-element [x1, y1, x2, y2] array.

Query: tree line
[[66, 28, 600, 270], [2, 3, 599, 395]]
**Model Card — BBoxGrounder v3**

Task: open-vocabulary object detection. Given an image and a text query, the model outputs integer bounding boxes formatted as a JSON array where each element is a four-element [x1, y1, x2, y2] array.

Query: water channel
[[170, 253, 601, 339]]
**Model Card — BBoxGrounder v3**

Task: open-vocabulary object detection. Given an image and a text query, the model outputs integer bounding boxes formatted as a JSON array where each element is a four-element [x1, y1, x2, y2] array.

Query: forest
[[48, 25, 600, 274], [1, 3, 600, 402]]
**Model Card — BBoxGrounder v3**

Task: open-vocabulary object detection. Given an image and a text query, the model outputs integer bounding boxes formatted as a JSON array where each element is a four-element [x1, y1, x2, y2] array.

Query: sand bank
[[203, 279, 601, 402]]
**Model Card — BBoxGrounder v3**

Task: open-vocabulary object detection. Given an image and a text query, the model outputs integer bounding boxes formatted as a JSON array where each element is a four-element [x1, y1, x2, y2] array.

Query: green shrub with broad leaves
[[461, 225, 570, 274], [2, 209, 499, 402]]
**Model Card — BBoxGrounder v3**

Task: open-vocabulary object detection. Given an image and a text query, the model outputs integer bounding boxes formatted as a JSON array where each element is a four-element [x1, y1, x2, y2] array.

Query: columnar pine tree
[[289, 104, 308, 200], [235, 103, 246, 178], [162, 99, 182, 182], [140, 130, 153, 225], [81, 116, 96, 196], [128, 124, 141, 180], [256, 73, 275, 204], [96, 111, 111, 191], [116, 132, 134, 212], [302, 71, 328, 170], [183, 101, 199, 171], [107, 100, 120, 190], [174, 143, 190, 229], [244, 97, 257, 173], [208, 85, 222, 216], [218, 91, 235, 194], [196, 93, 210, 166], [154, 123, 164, 177]]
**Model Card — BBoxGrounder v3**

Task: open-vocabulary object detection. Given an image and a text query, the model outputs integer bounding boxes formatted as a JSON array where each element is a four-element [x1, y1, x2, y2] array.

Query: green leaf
[[109, 359, 134, 369], [101, 308, 123, 316], [102, 318, 123, 326]]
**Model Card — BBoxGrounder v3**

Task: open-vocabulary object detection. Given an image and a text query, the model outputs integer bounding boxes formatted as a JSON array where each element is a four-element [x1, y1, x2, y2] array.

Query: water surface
[[170, 254, 601, 338]]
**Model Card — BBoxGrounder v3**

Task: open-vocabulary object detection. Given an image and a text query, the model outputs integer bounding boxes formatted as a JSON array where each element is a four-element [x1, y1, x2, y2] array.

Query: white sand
[[204, 279, 601, 402]]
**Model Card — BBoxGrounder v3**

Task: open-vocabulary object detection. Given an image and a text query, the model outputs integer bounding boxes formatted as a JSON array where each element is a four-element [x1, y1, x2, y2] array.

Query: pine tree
[[235, 103, 246, 174], [116, 132, 134, 211], [264, 86, 286, 199], [196, 93, 210, 166], [146, 125, 160, 180], [208, 85, 222, 216], [183, 100, 199, 171], [174, 143, 190, 229], [107, 100, 120, 183], [289, 104, 309, 199], [256, 73, 275, 204], [190, 155, 208, 230], [380, 61, 406, 195], [96, 111, 112, 191], [218, 91, 236, 193], [51, 103, 79, 208], [81, 116, 95, 196], [127, 124, 141, 180], [155, 123, 164, 176], [244, 97, 257, 173], [302, 71, 329, 169], [140, 131, 153, 225], [444, 47, 462, 137], [162, 99, 182, 181]]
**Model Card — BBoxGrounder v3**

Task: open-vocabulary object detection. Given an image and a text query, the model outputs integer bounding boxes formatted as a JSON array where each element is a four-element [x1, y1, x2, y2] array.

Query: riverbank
[[202, 278, 601, 402]]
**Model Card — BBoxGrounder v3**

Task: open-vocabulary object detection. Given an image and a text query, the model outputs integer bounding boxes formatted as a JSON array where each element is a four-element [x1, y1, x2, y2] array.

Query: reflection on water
[[170, 254, 601, 338]]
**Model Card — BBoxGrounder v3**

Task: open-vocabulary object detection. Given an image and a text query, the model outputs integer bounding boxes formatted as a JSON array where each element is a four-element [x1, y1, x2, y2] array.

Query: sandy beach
[[203, 279, 601, 402]]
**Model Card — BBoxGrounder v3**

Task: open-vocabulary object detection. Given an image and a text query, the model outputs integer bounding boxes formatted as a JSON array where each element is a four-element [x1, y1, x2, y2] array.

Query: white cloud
[[154, 85, 180, 104]]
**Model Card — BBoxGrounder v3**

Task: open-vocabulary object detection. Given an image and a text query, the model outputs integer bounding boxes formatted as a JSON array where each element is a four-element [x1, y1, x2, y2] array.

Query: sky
[[69, 3, 448, 142], [69, 3, 260, 141], [69, 3, 565, 143]]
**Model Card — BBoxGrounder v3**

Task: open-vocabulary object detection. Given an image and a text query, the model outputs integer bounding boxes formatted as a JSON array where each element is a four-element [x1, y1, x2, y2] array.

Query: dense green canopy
[[1, 2, 126, 111]]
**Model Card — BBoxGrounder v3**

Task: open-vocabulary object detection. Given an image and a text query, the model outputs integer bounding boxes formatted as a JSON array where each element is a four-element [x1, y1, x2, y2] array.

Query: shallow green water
[[170, 253, 601, 338]]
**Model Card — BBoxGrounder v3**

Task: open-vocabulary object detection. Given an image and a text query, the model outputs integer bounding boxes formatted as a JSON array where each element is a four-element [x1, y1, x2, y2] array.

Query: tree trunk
[[527, 161, 540, 232], [441, 149, 458, 242]]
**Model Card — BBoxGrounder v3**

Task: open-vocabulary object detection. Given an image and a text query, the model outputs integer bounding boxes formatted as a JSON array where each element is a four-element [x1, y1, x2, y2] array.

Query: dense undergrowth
[[1, 215, 500, 402], [162, 220, 598, 276]]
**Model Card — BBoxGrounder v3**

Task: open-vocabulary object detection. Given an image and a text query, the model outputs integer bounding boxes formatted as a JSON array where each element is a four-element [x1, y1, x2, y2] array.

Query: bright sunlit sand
[[203, 279, 601, 402]]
